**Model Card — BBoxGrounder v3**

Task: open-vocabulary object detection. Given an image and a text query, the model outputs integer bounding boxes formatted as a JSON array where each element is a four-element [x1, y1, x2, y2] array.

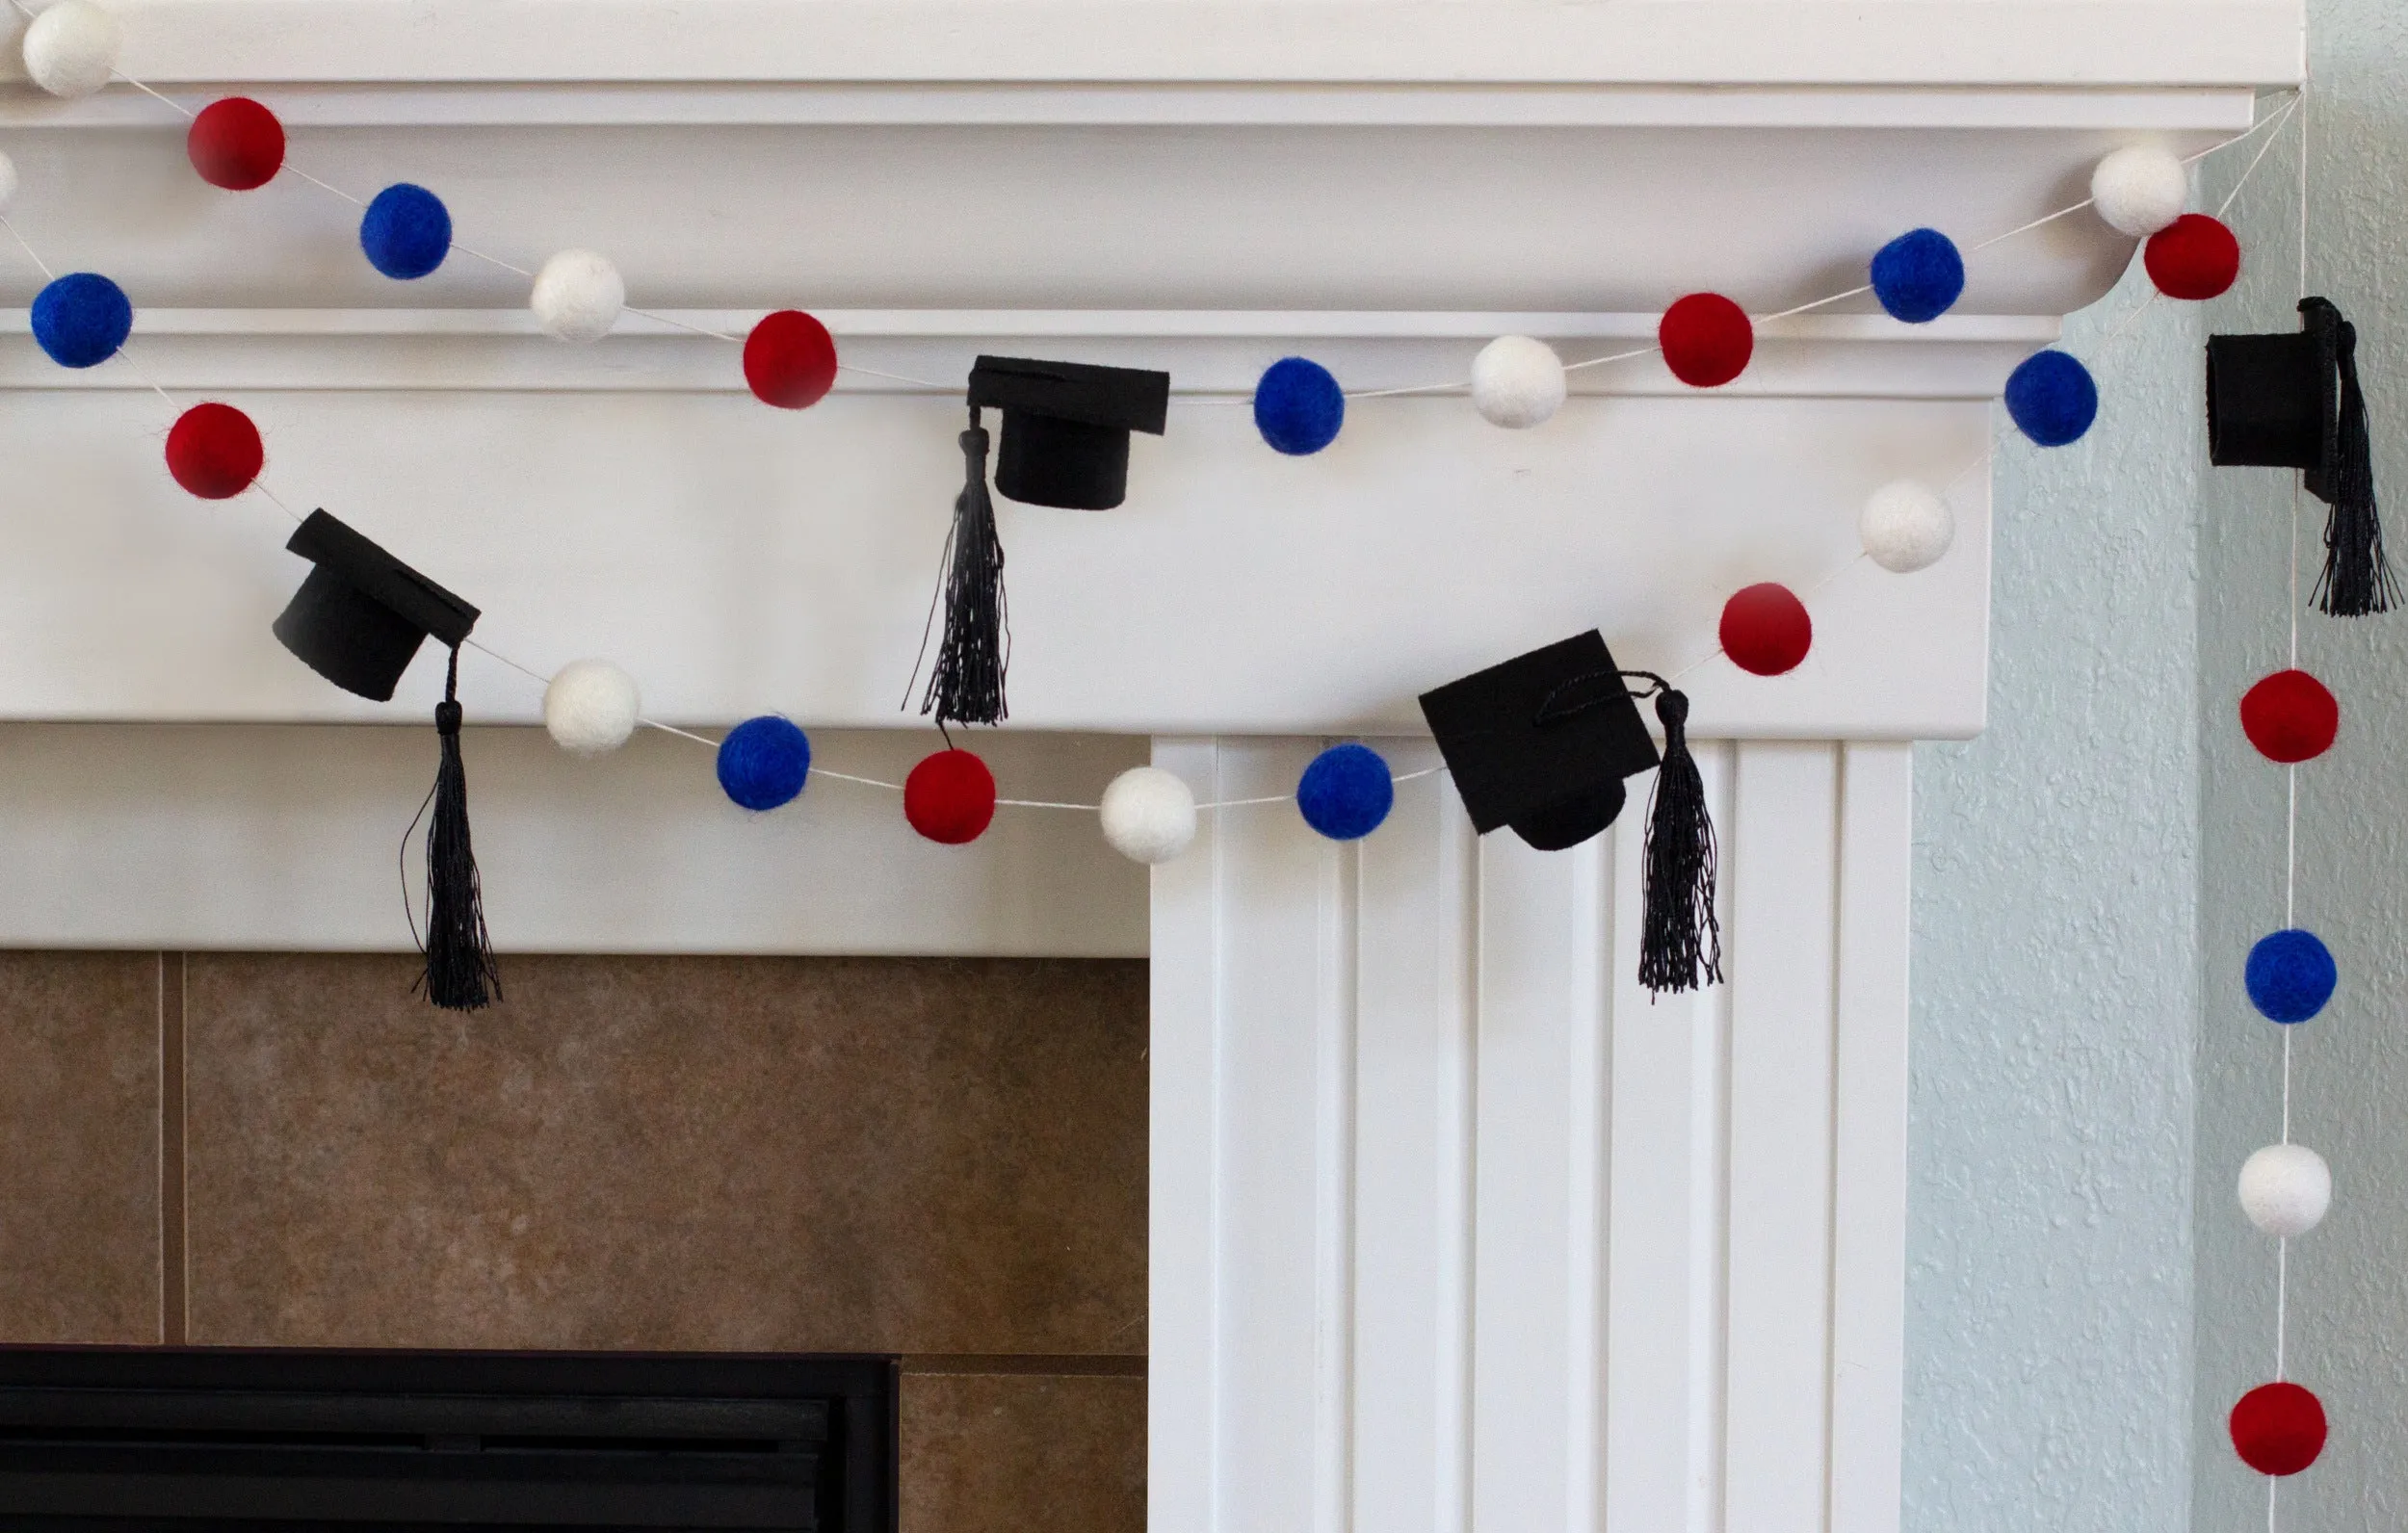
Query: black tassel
[[1637, 687, 1721, 996], [415, 647, 501, 1011], [918, 413, 1009, 726], [2308, 299, 2397, 617]]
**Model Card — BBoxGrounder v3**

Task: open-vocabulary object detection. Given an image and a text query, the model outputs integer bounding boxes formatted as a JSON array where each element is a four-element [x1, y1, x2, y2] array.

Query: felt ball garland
[[359, 183, 452, 280], [1253, 356, 1346, 455], [715, 715, 812, 811], [0, 151, 18, 214], [1659, 293, 1753, 388], [1471, 335, 1567, 429], [1719, 583, 1813, 676], [164, 402, 263, 499], [531, 249, 624, 344], [2239, 1143, 2331, 1239], [30, 272, 131, 370], [2245, 929, 2336, 1025], [21, 0, 120, 99], [1859, 479, 1954, 573], [2003, 350, 2098, 446], [186, 97, 286, 191], [2091, 144, 2189, 238], [2144, 213, 2240, 300], [1296, 743, 1394, 841], [1101, 766, 1196, 865], [903, 748, 998, 844], [743, 309, 838, 408], [2240, 668, 2338, 762], [1870, 228, 1965, 324], [2230, 1383, 2327, 1477], [542, 660, 641, 757]]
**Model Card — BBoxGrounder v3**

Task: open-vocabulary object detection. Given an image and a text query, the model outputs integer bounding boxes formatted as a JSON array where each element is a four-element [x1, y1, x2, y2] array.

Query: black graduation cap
[[1419, 630, 1661, 851], [967, 355, 1170, 510], [272, 509, 499, 1012], [273, 509, 480, 702], [2208, 297, 2395, 614]]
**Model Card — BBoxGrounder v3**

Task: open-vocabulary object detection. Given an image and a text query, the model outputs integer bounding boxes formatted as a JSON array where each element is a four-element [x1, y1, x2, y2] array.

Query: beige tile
[[902, 1370, 1145, 1533], [185, 953, 1147, 1353], [0, 951, 159, 1343]]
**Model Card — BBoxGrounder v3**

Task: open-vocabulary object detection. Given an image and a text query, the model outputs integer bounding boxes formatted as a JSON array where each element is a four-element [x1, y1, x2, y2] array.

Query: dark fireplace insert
[[0, 1346, 897, 1531]]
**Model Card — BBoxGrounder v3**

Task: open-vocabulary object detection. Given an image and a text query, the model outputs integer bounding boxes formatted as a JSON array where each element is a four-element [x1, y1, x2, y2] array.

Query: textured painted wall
[[2194, 11, 2408, 1528], [1905, 258, 2206, 1527]]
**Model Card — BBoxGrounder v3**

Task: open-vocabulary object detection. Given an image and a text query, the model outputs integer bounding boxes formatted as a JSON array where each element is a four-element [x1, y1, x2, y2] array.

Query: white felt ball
[[1859, 479, 1955, 573], [1100, 766, 1196, 865], [530, 248, 625, 344], [0, 151, 20, 214], [2238, 1143, 2331, 1238], [543, 659, 641, 756], [2091, 145, 2188, 238], [1471, 334, 1567, 429], [22, 1, 120, 99]]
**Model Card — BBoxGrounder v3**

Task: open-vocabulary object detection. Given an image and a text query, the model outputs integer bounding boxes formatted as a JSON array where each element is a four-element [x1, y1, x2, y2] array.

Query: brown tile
[[184, 953, 1147, 1354], [0, 951, 160, 1343], [902, 1370, 1144, 1533]]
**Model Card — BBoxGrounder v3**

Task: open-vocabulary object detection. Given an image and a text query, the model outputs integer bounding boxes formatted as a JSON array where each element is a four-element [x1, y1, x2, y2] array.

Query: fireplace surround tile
[[901, 1368, 1146, 1533], [181, 952, 1148, 1355], [0, 951, 160, 1343]]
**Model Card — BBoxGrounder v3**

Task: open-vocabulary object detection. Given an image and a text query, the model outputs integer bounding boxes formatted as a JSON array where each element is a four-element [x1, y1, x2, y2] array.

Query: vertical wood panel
[[1828, 743, 1913, 1533], [1722, 741, 1841, 1533], [1352, 742, 1477, 1533], [1604, 741, 1734, 1533]]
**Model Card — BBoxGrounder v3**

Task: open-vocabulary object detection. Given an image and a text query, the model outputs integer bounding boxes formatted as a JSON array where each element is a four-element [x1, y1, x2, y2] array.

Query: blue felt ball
[[716, 715, 812, 811], [30, 273, 131, 369], [1296, 742, 1394, 841], [359, 183, 453, 280], [2004, 349, 2098, 447], [1253, 356, 1345, 455], [1870, 227, 1965, 324], [2246, 929, 2337, 1024]]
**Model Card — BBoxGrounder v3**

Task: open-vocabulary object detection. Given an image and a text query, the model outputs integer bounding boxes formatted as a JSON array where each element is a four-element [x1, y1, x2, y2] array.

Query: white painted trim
[[3, 0, 2300, 88]]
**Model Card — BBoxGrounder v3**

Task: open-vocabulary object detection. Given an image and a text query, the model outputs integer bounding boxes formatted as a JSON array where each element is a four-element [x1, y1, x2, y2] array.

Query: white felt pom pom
[[530, 248, 625, 344], [2091, 146, 2188, 238], [1471, 334, 1567, 429], [1100, 766, 1196, 865], [2239, 1143, 2331, 1238], [22, 1, 120, 99], [1859, 479, 1954, 573], [0, 152, 20, 215], [543, 659, 641, 756]]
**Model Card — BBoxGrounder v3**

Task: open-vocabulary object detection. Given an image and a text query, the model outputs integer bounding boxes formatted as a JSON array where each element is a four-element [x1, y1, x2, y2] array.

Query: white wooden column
[[1150, 735, 1913, 1533]]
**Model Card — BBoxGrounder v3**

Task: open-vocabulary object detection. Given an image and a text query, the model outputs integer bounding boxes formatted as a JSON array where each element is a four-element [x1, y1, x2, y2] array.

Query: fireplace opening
[[0, 1347, 897, 1531]]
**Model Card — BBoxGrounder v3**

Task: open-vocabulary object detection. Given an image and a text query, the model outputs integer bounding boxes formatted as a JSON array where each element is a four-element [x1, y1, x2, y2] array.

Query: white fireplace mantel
[[0, 5, 2300, 1532]]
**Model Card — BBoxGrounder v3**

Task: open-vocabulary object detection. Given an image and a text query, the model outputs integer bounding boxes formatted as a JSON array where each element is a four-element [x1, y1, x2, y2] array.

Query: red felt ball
[[2145, 214, 2240, 300], [186, 96, 285, 192], [164, 402, 264, 500], [1719, 582, 1813, 676], [2240, 669, 2338, 763], [1660, 293, 1754, 388], [743, 309, 838, 409], [2231, 1382, 2326, 1476], [904, 748, 998, 844]]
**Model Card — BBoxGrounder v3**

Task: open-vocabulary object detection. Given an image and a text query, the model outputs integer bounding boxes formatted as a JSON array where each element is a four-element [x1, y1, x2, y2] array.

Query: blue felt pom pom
[[359, 183, 453, 280], [716, 715, 812, 811], [1870, 227, 1965, 324], [30, 273, 131, 369], [1253, 356, 1345, 455], [1296, 742, 1394, 841], [2246, 929, 2337, 1024], [2004, 350, 2098, 447]]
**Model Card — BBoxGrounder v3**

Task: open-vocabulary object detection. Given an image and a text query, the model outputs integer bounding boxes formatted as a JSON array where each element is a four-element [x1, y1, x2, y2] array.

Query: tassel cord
[[410, 646, 502, 1011], [1636, 686, 1723, 997], [918, 411, 1011, 727], [2307, 299, 2397, 617]]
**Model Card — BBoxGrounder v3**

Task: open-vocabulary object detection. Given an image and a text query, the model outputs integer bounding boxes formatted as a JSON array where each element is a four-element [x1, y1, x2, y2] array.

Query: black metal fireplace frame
[[0, 1345, 898, 1532]]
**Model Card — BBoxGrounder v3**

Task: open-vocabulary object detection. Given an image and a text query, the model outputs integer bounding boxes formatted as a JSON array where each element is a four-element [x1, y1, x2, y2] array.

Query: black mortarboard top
[[967, 355, 1170, 510], [1419, 630, 1662, 852], [273, 509, 480, 703]]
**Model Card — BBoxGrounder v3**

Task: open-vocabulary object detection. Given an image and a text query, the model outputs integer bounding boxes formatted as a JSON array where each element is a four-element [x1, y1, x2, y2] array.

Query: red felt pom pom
[[1719, 582, 1812, 676], [165, 402, 263, 500], [904, 748, 998, 844], [2145, 214, 2240, 300], [1660, 293, 1754, 388], [186, 97, 285, 192], [2240, 669, 2338, 763], [2231, 1382, 2326, 1476], [743, 309, 838, 409]]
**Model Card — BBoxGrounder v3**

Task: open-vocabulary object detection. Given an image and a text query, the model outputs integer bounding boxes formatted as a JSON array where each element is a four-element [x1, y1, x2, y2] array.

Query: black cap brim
[[273, 510, 479, 702], [969, 355, 1170, 510]]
